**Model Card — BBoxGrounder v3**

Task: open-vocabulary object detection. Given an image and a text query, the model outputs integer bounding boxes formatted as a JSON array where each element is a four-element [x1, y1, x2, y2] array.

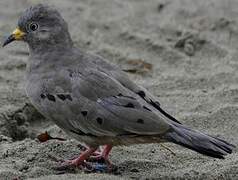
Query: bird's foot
[[51, 145, 114, 173], [55, 157, 113, 173], [88, 145, 112, 163], [87, 154, 112, 166], [51, 147, 99, 172], [55, 159, 110, 173]]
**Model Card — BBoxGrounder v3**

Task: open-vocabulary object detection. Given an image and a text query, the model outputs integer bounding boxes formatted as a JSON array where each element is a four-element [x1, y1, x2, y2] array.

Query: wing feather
[[38, 68, 170, 137]]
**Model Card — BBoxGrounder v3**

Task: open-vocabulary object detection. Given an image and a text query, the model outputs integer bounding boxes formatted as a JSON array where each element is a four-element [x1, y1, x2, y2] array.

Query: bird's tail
[[164, 124, 235, 159]]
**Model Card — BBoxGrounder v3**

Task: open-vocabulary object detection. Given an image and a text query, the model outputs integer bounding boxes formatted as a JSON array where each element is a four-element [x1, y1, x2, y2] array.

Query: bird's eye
[[28, 22, 39, 32]]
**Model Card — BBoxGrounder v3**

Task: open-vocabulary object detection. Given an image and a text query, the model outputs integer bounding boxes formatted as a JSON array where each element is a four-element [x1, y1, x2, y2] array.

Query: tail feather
[[164, 124, 235, 159]]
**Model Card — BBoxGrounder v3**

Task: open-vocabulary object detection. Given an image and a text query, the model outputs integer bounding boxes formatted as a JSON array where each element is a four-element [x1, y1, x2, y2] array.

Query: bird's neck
[[29, 43, 72, 55], [28, 32, 74, 54], [26, 46, 76, 78]]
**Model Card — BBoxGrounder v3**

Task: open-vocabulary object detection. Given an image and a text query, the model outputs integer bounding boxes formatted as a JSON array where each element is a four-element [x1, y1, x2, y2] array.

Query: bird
[[2, 4, 235, 172]]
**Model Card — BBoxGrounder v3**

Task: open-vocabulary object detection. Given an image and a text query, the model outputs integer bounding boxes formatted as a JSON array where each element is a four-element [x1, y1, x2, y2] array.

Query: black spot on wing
[[143, 106, 151, 111], [57, 94, 73, 101], [81, 111, 88, 116], [57, 94, 66, 100], [124, 103, 135, 108], [137, 90, 181, 124], [149, 99, 181, 124], [138, 91, 160, 106], [65, 94, 73, 101], [149, 99, 160, 108], [117, 93, 136, 100], [137, 91, 146, 99], [96, 117, 103, 125], [40, 94, 46, 99], [137, 119, 144, 124], [46, 94, 56, 102]]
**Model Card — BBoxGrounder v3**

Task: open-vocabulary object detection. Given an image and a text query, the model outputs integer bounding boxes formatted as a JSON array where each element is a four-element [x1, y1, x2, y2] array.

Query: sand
[[0, 0, 237, 179]]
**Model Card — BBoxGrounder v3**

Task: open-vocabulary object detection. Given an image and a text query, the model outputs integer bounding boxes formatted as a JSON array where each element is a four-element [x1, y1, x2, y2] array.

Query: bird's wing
[[39, 67, 170, 137], [88, 53, 181, 124], [111, 70, 182, 124]]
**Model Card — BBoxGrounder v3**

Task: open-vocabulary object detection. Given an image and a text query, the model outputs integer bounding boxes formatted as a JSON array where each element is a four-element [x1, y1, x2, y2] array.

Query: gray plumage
[[5, 4, 235, 159]]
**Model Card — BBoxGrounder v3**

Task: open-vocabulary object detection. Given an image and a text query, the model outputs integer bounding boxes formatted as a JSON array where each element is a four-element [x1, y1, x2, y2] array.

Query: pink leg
[[54, 145, 113, 172], [70, 147, 97, 166], [88, 145, 113, 166], [102, 144, 112, 160], [57, 147, 98, 171], [91, 146, 103, 156]]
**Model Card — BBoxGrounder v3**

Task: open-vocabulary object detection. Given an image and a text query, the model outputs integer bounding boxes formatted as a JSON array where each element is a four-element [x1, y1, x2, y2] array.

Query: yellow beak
[[2, 28, 26, 47]]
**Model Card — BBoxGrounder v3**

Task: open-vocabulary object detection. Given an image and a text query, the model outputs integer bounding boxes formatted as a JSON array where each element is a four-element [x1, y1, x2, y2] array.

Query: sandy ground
[[0, 0, 238, 179]]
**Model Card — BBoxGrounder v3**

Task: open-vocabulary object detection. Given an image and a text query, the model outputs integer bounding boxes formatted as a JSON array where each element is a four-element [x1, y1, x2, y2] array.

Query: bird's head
[[3, 4, 73, 52]]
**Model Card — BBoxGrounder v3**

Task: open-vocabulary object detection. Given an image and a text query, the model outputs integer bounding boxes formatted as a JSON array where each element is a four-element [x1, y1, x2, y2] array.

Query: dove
[[2, 4, 235, 172]]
